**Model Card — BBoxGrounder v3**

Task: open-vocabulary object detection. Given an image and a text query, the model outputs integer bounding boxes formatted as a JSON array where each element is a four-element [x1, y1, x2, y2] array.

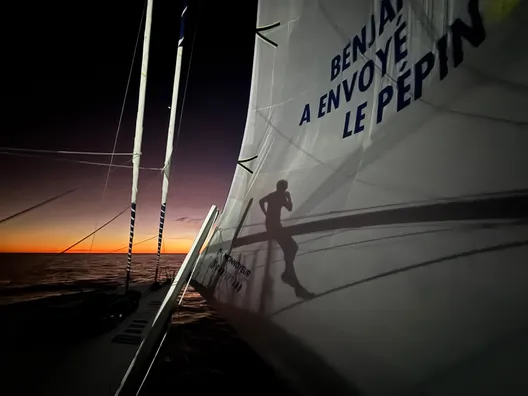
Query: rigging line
[[0, 158, 132, 227], [0, 147, 135, 156], [169, 0, 199, 167], [147, 1, 197, 275], [316, 2, 524, 128], [0, 189, 76, 225], [89, 0, 148, 258], [0, 151, 162, 170], [44, 206, 130, 263], [108, 235, 158, 253], [43, 169, 164, 268]]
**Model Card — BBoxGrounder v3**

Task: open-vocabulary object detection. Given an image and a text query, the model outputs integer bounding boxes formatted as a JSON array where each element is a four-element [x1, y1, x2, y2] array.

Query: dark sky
[[1, 0, 257, 252]]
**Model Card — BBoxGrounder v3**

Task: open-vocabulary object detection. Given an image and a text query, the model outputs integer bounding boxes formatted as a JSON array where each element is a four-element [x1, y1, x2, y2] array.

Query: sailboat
[[2, 1, 219, 395], [189, 0, 528, 395]]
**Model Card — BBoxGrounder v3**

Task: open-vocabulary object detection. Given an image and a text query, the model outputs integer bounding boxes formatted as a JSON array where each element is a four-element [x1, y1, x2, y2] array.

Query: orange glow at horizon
[[0, 237, 194, 254], [0, 155, 223, 255], [0, 208, 200, 254]]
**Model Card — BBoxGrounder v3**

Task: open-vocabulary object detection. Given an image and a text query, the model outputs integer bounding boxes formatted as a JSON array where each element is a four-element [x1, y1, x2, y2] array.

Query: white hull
[[193, 1, 528, 394]]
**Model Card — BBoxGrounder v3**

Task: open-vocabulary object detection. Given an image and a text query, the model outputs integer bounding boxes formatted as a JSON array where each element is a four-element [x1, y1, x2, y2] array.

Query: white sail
[[192, 0, 528, 394], [154, 3, 187, 282], [125, 0, 154, 291]]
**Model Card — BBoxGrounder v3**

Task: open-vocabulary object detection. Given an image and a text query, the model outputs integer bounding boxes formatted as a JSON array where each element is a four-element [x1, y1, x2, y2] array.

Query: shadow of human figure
[[259, 180, 314, 299]]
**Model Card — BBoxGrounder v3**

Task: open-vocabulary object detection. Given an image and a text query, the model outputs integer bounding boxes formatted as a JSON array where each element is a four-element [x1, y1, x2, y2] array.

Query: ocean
[[0, 253, 185, 304], [0, 253, 298, 395]]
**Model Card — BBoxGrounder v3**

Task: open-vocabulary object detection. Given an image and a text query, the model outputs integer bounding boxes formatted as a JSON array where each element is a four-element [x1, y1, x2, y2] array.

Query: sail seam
[[254, 97, 294, 112], [89, 0, 148, 264]]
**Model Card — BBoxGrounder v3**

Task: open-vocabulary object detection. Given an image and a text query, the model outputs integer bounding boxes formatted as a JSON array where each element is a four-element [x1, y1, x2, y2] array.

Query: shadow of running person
[[259, 180, 314, 299]]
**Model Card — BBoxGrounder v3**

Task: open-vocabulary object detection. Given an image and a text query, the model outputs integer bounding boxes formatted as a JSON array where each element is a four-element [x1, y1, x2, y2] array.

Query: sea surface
[[0, 253, 298, 395], [0, 253, 186, 304]]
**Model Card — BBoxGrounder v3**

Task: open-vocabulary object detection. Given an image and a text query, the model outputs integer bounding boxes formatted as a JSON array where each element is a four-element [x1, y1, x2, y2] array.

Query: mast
[[153, 2, 187, 283], [125, 0, 154, 293]]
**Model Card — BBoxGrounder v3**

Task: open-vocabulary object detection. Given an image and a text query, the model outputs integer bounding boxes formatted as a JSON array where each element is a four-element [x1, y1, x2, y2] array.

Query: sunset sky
[[0, 0, 257, 253]]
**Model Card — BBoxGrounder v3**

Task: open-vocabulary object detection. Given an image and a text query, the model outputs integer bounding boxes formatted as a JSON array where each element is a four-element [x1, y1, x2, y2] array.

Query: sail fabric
[[193, 1, 528, 394]]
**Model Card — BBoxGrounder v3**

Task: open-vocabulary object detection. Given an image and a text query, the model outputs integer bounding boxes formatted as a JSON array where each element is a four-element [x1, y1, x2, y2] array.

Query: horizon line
[[0, 251, 189, 254]]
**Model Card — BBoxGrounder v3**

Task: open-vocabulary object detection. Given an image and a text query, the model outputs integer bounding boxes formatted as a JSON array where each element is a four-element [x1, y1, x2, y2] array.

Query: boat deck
[[2, 283, 170, 396]]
